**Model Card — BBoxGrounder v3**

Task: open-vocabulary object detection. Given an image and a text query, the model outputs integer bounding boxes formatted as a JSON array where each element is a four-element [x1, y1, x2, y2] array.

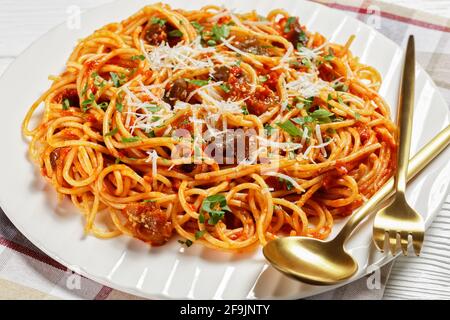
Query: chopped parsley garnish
[[186, 79, 209, 86], [62, 99, 70, 110], [258, 75, 268, 83], [292, 116, 314, 125], [337, 95, 344, 104], [97, 102, 109, 110], [211, 24, 230, 42], [131, 55, 146, 61], [278, 177, 294, 191], [310, 108, 334, 119], [116, 100, 123, 112], [207, 39, 217, 46], [297, 30, 308, 47], [145, 104, 161, 112], [323, 48, 335, 61], [151, 17, 167, 26], [220, 83, 231, 93], [201, 194, 231, 225], [294, 97, 314, 110], [333, 82, 349, 92], [241, 106, 249, 115], [110, 72, 126, 88], [81, 93, 96, 112], [195, 230, 206, 240], [264, 123, 275, 136], [81, 84, 88, 96], [191, 21, 204, 33], [105, 127, 118, 137], [178, 239, 193, 247], [93, 75, 105, 88], [168, 29, 183, 37], [121, 136, 141, 143], [276, 120, 303, 137], [301, 58, 312, 68], [199, 212, 205, 223], [354, 112, 361, 120], [284, 16, 296, 33], [147, 130, 156, 138]]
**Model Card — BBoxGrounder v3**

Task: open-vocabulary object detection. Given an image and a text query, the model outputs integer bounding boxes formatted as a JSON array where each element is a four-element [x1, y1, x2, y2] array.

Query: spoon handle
[[336, 124, 450, 242]]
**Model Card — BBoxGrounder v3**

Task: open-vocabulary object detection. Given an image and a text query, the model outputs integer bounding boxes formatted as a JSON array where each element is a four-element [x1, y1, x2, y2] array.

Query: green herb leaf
[[116, 100, 123, 112], [307, 108, 335, 124], [105, 127, 118, 137], [81, 84, 88, 96], [147, 130, 156, 138], [81, 93, 96, 112], [97, 102, 108, 110], [295, 97, 314, 110], [258, 75, 268, 83], [276, 120, 303, 137], [298, 29, 308, 46], [219, 83, 231, 93], [301, 58, 312, 68], [264, 123, 274, 136], [168, 29, 183, 37], [354, 112, 361, 120], [186, 79, 210, 86], [284, 16, 296, 33], [62, 99, 70, 110], [207, 39, 217, 46], [199, 212, 205, 223], [151, 17, 167, 26], [212, 24, 230, 42], [201, 194, 231, 225], [278, 177, 294, 190], [121, 136, 141, 143], [241, 106, 249, 115], [195, 230, 206, 240], [191, 21, 204, 33], [292, 116, 314, 125], [145, 104, 161, 113], [131, 55, 146, 61], [323, 48, 335, 61], [110, 72, 126, 88]]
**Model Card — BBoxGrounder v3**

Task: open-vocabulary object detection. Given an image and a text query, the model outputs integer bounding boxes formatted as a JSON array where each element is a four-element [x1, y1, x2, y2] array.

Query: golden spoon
[[263, 124, 450, 285]]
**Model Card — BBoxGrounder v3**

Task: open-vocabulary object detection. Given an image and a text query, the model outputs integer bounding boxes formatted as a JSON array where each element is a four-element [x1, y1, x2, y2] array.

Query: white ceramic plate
[[0, 0, 449, 300]]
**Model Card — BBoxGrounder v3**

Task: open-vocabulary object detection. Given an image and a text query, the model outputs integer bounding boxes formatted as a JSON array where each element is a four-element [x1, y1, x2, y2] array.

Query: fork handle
[[395, 35, 415, 197], [336, 124, 450, 242]]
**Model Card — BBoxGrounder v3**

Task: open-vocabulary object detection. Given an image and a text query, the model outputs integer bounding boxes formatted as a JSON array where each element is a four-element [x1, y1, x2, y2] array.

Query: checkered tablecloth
[[0, 0, 449, 300]]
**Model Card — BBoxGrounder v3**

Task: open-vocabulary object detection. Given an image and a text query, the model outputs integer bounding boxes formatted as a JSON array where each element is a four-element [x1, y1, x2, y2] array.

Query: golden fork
[[373, 35, 425, 256]]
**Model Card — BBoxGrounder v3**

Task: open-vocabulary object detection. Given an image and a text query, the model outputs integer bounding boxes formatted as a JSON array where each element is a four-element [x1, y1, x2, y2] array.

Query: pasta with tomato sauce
[[22, 3, 396, 251]]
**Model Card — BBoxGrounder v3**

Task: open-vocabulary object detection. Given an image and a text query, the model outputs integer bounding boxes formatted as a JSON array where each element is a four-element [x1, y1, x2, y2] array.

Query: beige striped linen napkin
[[0, 0, 449, 300]]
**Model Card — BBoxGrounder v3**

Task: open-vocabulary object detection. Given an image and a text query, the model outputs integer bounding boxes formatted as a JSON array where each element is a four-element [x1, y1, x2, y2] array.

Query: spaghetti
[[22, 3, 396, 251]]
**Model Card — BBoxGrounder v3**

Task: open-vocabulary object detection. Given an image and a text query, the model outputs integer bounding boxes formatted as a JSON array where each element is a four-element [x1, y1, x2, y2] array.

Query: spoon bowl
[[263, 236, 358, 285]]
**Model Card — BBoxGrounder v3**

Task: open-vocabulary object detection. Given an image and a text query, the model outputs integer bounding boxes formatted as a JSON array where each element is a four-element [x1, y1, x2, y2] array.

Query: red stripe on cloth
[[94, 286, 113, 300], [315, 1, 450, 33], [1, 235, 115, 300], [0, 236, 66, 271]]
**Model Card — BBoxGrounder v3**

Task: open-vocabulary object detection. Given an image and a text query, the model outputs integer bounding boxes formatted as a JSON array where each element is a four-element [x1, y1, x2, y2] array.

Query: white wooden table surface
[[0, 0, 449, 300]]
